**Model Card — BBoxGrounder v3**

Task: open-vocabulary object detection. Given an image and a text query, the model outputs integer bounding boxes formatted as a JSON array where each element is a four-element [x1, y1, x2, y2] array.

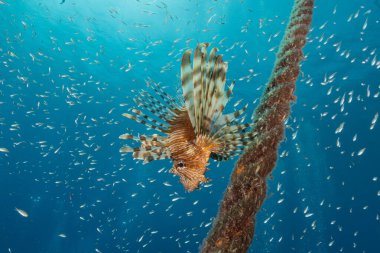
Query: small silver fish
[[0, 148, 9, 153], [15, 208, 28, 217]]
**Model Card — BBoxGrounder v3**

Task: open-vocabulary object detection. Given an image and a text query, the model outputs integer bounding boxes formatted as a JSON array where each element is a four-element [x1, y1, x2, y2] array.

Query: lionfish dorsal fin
[[181, 43, 232, 136], [181, 49, 196, 128], [203, 54, 228, 132], [193, 43, 208, 134], [210, 56, 228, 120], [203, 47, 218, 131]]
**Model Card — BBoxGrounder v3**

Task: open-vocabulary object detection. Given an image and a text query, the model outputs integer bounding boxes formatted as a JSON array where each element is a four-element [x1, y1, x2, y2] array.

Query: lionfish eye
[[178, 162, 184, 168]]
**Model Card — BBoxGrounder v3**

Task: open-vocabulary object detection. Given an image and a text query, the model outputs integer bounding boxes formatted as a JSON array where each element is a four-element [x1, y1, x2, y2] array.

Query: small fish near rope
[[120, 43, 256, 191]]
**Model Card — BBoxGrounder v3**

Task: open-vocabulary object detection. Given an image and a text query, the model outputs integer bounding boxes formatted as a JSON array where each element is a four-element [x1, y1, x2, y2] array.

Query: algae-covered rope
[[201, 0, 315, 252]]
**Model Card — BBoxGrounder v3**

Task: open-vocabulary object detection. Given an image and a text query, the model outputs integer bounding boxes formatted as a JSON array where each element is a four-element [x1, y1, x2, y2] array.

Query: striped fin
[[193, 43, 208, 134], [119, 133, 166, 146], [217, 146, 246, 158], [223, 131, 257, 142], [120, 145, 171, 164], [181, 49, 196, 128], [141, 147, 171, 164], [214, 103, 248, 127], [210, 152, 228, 161], [203, 47, 218, 132], [208, 80, 236, 130], [179, 43, 250, 151], [211, 131, 257, 159], [122, 111, 167, 132], [208, 57, 228, 122], [205, 48, 218, 92], [131, 108, 169, 127], [200, 45, 209, 134], [216, 132, 257, 151], [180, 44, 230, 135], [120, 145, 137, 153], [133, 96, 172, 122], [147, 81, 179, 110], [204, 55, 225, 128], [211, 148, 240, 161], [137, 90, 177, 117], [216, 133, 257, 156], [212, 123, 251, 139]]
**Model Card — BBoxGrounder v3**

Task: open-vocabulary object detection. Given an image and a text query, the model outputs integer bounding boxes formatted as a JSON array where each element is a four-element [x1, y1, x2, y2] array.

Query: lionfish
[[120, 43, 256, 191]]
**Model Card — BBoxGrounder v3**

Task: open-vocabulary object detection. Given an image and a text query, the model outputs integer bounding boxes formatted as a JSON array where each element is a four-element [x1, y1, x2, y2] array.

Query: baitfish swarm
[[120, 43, 256, 191]]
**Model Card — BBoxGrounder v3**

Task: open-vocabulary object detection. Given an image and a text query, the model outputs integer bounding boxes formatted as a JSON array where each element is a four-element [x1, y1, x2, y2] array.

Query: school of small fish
[[0, 1, 379, 252]]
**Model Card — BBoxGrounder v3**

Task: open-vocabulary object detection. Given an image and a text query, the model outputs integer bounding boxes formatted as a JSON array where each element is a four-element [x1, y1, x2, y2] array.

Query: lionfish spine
[[213, 102, 248, 127], [133, 97, 171, 122], [181, 49, 196, 129], [122, 112, 167, 132], [147, 81, 179, 110], [119, 133, 164, 142], [137, 90, 177, 117]]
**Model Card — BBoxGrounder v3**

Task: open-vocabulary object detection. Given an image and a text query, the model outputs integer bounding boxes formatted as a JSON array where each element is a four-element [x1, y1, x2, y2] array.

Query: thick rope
[[201, 0, 315, 252]]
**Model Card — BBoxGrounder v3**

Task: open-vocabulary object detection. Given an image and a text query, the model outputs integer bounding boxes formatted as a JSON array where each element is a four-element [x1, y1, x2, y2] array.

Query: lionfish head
[[170, 159, 209, 192]]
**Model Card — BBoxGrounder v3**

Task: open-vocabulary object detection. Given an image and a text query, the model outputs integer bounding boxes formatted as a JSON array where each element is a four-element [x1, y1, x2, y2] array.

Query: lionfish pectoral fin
[[210, 152, 229, 161], [146, 80, 179, 110], [120, 145, 135, 153], [142, 154, 155, 164], [214, 103, 249, 127], [122, 113, 167, 132], [140, 147, 171, 164]]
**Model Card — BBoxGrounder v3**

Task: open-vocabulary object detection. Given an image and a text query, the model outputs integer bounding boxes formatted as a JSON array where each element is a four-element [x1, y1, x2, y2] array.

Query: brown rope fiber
[[201, 0, 315, 252]]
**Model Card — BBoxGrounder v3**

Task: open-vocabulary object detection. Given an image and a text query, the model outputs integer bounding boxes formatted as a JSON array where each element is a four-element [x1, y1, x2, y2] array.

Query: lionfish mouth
[[120, 43, 256, 191]]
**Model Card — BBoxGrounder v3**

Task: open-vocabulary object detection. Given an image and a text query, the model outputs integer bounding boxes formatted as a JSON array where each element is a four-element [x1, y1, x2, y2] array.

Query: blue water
[[0, 0, 379, 252]]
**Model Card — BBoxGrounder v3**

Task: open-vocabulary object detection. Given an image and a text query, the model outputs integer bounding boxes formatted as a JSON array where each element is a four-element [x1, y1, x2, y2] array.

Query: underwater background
[[0, 0, 379, 252]]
